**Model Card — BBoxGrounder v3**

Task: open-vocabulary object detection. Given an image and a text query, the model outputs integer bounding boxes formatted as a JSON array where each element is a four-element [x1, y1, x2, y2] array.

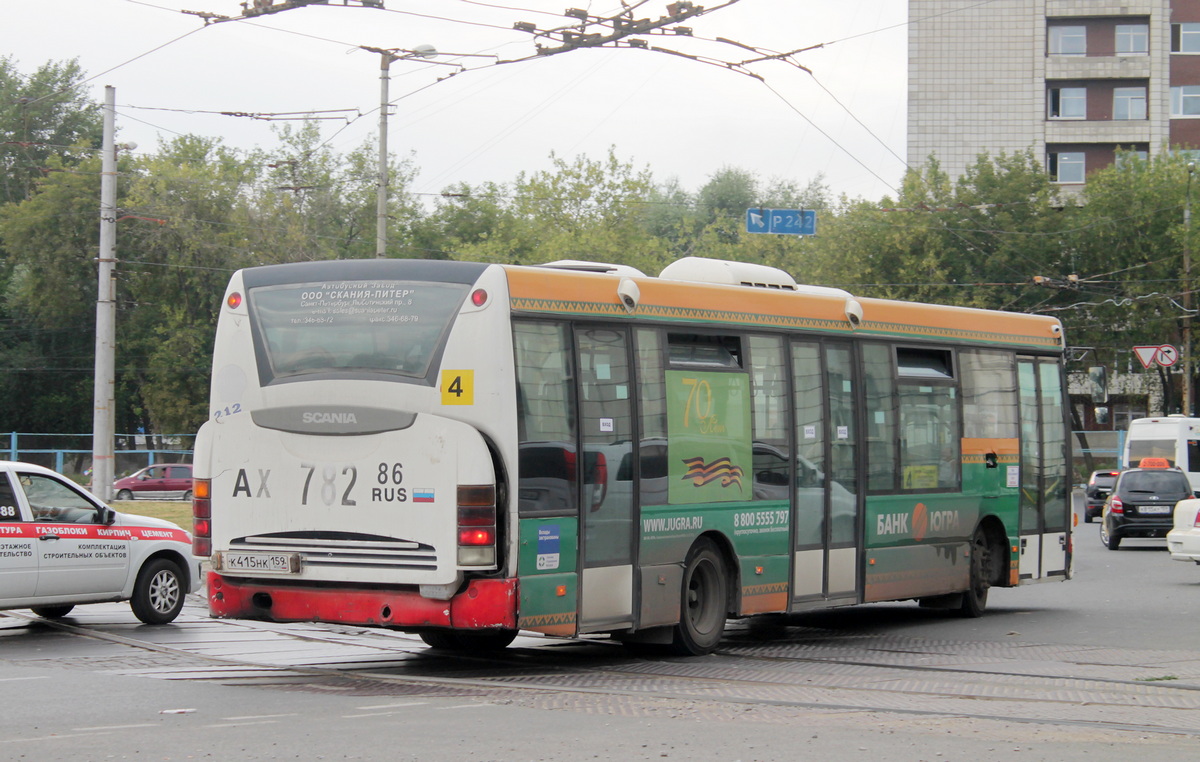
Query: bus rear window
[[1128, 438, 1176, 466], [249, 280, 469, 381]]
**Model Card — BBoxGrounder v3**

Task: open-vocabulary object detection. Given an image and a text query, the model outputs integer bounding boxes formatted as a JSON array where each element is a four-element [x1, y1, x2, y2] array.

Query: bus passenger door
[[790, 341, 861, 604], [1017, 357, 1070, 580], [575, 326, 636, 631]]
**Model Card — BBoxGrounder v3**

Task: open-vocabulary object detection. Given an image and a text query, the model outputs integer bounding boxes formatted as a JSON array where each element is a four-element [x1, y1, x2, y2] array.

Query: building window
[[1116, 24, 1149, 55], [1114, 150, 1149, 168], [1049, 25, 1086, 55], [1172, 23, 1200, 53], [1172, 86, 1200, 117], [1113, 87, 1147, 120], [1048, 152, 1085, 184], [1048, 87, 1086, 119]]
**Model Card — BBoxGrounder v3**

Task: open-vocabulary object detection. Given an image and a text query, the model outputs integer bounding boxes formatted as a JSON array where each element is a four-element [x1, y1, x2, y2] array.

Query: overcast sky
[[5, 0, 909, 202]]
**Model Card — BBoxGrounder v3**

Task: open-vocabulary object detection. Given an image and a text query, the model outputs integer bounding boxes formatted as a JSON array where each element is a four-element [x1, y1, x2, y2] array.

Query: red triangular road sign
[[1133, 345, 1160, 369]]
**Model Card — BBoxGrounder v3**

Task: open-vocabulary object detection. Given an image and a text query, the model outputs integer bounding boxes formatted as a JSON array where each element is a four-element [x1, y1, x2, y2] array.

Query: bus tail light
[[192, 478, 212, 557], [1110, 496, 1123, 514], [457, 484, 496, 566]]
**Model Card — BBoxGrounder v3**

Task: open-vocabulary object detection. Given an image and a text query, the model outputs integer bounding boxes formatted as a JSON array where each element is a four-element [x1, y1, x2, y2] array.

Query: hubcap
[[149, 570, 180, 613]]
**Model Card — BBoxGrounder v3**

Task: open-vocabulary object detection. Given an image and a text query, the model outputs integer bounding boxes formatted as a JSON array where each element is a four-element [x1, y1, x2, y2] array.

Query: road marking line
[[355, 701, 427, 710], [0, 676, 50, 682], [72, 724, 156, 731], [221, 714, 298, 720], [3, 732, 113, 743]]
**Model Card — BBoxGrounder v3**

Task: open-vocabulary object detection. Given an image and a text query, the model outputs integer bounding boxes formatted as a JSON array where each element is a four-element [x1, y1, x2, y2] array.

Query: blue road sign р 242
[[745, 208, 817, 236]]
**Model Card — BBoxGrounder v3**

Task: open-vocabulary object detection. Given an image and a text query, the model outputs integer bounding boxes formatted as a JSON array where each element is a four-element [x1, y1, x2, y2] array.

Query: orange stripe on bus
[[503, 266, 1062, 347]]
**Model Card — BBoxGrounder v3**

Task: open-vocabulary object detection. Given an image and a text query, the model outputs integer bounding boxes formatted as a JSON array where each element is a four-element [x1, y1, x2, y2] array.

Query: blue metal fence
[[3, 432, 194, 480]]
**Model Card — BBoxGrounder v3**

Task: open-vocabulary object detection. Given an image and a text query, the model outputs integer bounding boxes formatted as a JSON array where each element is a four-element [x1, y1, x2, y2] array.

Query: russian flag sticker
[[413, 488, 435, 503]]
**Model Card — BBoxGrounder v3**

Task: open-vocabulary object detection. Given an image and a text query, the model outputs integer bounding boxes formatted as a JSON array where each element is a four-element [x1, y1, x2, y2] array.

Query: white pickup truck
[[0, 461, 198, 624]]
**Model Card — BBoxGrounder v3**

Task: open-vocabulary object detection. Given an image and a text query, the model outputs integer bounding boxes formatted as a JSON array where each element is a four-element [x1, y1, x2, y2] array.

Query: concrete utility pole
[[370, 44, 437, 259], [1180, 162, 1190, 417], [1186, 162, 1195, 417], [375, 50, 394, 259], [92, 85, 117, 500]]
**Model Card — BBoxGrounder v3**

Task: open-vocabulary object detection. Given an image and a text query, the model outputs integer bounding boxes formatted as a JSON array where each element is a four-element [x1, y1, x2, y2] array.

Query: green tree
[[0, 153, 105, 431], [1069, 151, 1195, 412], [0, 57, 103, 432], [445, 149, 672, 274], [808, 152, 1071, 309], [246, 121, 420, 262], [0, 57, 101, 205], [118, 135, 259, 434]]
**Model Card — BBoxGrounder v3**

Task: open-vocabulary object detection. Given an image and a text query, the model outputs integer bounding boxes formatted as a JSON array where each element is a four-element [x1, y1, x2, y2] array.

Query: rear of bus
[[193, 260, 520, 639]]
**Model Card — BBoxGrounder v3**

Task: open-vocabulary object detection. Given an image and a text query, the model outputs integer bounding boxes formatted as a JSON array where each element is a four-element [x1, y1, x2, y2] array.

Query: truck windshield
[[249, 279, 469, 381]]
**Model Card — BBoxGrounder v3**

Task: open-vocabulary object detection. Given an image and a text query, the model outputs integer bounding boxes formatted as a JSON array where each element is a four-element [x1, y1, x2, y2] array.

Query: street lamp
[[363, 44, 438, 258]]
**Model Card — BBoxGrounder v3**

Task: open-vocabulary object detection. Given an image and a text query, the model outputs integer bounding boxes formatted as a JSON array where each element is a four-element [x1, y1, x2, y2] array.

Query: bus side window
[[1189, 439, 1200, 473], [514, 321, 578, 517]]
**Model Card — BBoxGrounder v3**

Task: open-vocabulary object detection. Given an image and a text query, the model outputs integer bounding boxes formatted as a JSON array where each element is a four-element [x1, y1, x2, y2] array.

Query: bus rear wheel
[[420, 628, 517, 652], [960, 528, 992, 618], [671, 538, 728, 656]]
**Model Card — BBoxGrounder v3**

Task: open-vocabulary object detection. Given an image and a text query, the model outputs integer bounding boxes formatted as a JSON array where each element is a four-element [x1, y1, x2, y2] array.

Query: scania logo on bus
[[301, 411, 358, 424]]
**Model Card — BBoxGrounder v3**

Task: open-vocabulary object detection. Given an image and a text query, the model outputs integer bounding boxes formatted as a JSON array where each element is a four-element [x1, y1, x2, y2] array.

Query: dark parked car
[[1084, 469, 1119, 523], [1101, 462, 1192, 550]]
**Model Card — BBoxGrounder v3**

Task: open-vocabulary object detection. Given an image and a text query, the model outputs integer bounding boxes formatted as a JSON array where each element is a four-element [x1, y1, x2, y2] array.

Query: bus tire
[[671, 538, 728, 656], [960, 528, 991, 618], [420, 629, 517, 651], [31, 605, 75, 619], [130, 558, 186, 624]]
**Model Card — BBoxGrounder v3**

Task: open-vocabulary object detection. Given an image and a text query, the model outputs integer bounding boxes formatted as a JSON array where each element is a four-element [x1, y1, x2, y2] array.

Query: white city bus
[[193, 257, 1070, 654]]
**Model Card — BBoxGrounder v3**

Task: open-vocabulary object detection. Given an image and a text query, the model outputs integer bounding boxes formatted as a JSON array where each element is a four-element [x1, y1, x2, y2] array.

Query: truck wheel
[[130, 558, 185, 624]]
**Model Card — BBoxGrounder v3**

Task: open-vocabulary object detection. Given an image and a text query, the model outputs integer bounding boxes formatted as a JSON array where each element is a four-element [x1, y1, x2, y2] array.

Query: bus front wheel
[[671, 538, 728, 656]]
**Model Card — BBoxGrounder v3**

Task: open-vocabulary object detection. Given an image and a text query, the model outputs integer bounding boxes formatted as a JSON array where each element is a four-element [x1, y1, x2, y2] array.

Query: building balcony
[[1044, 119, 1155, 144], [1045, 1, 1159, 17], [1045, 55, 1152, 80]]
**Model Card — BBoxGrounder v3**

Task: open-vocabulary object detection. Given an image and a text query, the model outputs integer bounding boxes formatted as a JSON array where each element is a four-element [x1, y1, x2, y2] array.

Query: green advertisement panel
[[666, 369, 752, 504]]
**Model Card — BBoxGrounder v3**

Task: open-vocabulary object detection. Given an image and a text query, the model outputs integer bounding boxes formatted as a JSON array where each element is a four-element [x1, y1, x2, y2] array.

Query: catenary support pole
[[92, 85, 117, 500]]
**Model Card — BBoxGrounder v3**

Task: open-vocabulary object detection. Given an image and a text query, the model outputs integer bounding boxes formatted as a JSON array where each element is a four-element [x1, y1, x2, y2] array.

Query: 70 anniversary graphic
[[666, 370, 752, 504]]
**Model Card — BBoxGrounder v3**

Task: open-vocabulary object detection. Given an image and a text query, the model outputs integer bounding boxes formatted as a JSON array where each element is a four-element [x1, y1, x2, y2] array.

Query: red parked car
[[113, 463, 193, 501]]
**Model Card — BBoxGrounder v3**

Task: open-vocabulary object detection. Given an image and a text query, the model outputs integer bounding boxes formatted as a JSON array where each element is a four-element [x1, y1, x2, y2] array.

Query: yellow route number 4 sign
[[441, 370, 474, 405]]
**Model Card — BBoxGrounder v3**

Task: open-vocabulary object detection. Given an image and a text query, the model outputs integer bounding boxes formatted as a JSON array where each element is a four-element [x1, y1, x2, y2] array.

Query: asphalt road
[[1, 493, 1198, 761]]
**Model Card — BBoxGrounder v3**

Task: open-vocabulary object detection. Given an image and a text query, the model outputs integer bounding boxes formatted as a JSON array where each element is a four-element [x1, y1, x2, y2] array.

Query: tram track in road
[[5, 603, 1200, 738]]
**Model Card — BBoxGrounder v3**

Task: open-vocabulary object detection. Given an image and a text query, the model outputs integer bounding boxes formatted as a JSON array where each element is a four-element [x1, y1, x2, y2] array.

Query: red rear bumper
[[206, 571, 518, 630]]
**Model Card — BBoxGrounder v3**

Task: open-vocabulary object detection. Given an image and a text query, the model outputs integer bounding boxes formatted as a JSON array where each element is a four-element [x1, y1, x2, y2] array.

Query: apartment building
[[908, 1, 1200, 186]]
